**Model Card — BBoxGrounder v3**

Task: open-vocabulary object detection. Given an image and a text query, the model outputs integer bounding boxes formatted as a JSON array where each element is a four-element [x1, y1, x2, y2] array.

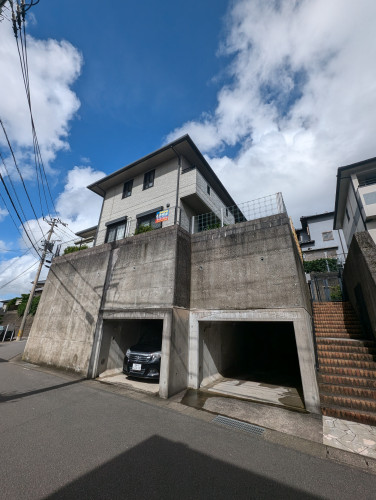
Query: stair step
[[317, 344, 376, 355], [318, 373, 376, 389], [320, 358, 376, 369], [321, 406, 376, 426], [319, 365, 376, 378], [317, 351, 376, 362], [315, 332, 364, 339], [317, 338, 375, 348], [318, 383, 376, 399], [321, 393, 376, 413]]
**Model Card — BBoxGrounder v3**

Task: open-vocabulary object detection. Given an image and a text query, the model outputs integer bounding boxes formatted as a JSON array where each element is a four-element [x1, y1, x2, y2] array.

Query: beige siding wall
[[96, 158, 181, 245]]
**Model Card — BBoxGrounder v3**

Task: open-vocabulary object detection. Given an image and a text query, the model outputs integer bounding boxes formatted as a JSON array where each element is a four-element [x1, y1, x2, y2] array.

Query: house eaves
[[87, 135, 237, 208]]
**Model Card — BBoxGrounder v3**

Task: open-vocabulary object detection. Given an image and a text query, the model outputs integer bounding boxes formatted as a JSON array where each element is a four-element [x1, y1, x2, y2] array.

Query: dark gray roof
[[87, 135, 237, 207]]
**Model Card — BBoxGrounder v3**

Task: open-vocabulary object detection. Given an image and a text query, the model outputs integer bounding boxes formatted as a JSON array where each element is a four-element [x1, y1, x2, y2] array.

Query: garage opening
[[97, 319, 163, 393], [198, 321, 304, 410]]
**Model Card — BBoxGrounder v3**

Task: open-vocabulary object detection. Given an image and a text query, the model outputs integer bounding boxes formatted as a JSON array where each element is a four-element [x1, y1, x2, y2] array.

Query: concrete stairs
[[313, 302, 376, 425]]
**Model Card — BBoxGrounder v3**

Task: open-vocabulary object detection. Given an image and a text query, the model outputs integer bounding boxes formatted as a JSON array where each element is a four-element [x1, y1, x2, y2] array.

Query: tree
[[303, 258, 338, 273], [17, 294, 40, 317]]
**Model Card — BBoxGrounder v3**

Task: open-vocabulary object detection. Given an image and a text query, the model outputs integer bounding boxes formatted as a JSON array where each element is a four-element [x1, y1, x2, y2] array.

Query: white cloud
[[0, 207, 7, 222], [0, 166, 104, 298], [167, 0, 376, 224], [0, 18, 82, 171], [0, 253, 39, 299]]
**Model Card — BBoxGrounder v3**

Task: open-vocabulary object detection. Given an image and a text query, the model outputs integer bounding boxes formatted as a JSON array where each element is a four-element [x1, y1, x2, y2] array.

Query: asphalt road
[[1, 341, 376, 499]]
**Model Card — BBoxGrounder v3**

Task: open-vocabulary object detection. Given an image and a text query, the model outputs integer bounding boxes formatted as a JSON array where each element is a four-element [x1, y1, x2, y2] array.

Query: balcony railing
[[191, 192, 287, 234]]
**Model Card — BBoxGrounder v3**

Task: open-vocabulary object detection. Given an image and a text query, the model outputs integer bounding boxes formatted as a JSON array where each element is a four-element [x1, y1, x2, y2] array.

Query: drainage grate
[[212, 415, 265, 435]]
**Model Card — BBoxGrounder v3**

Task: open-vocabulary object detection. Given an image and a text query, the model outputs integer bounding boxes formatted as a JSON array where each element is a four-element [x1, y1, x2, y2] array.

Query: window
[[225, 208, 228, 217], [345, 207, 350, 222], [322, 231, 334, 242], [143, 170, 155, 190], [207, 184, 211, 195], [137, 213, 162, 230], [364, 192, 376, 205], [122, 179, 133, 198], [105, 219, 127, 243]]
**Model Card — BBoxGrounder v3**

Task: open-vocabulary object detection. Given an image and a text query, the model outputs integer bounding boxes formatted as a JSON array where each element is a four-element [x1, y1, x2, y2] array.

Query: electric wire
[[0, 150, 42, 250], [11, 1, 57, 218], [0, 173, 42, 256], [0, 247, 33, 276], [0, 259, 39, 290], [0, 119, 45, 236]]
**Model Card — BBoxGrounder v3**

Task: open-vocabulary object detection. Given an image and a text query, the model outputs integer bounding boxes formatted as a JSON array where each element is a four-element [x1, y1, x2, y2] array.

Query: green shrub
[[63, 245, 88, 255], [303, 258, 338, 273], [134, 225, 153, 235], [330, 285, 342, 301]]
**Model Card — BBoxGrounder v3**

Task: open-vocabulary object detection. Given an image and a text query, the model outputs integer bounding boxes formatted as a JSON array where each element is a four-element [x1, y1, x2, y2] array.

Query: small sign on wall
[[156, 210, 169, 223]]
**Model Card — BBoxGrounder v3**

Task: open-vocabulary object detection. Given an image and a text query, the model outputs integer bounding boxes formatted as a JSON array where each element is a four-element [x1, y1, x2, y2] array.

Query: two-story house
[[23, 135, 320, 415], [87, 135, 237, 245], [334, 157, 376, 248]]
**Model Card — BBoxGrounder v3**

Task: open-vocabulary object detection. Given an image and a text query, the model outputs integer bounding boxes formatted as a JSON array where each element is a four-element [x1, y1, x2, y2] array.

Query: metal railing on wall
[[191, 192, 287, 234]]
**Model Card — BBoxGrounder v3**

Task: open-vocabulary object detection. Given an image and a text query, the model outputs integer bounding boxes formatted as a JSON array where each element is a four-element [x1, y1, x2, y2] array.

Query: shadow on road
[[45, 435, 320, 500], [0, 378, 84, 403]]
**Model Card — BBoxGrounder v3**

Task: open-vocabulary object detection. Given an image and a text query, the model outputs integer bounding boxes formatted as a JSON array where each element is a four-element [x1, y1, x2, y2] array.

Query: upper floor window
[[322, 231, 334, 242], [143, 170, 155, 190], [122, 179, 133, 198], [207, 184, 211, 195]]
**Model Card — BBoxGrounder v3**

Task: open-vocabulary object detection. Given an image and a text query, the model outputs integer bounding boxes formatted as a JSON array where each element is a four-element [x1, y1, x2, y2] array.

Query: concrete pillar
[[188, 312, 200, 389], [159, 310, 173, 398], [293, 311, 321, 414]]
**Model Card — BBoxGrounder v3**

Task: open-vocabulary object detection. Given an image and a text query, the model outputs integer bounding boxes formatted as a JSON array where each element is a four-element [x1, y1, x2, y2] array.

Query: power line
[[0, 185, 38, 254], [0, 259, 38, 291], [0, 173, 42, 256], [0, 248, 32, 275]]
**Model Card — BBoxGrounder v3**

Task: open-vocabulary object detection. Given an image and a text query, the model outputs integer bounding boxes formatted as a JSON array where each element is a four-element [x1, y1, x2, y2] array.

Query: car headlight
[[150, 352, 161, 362], [126, 349, 131, 358]]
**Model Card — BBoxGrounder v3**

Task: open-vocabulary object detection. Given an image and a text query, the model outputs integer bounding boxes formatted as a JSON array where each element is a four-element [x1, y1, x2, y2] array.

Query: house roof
[[87, 135, 237, 207], [333, 157, 376, 229]]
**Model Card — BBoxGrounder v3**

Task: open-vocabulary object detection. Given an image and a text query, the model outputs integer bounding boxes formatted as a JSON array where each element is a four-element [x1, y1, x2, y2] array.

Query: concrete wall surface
[[190, 215, 311, 312], [23, 217, 318, 410], [104, 226, 190, 310], [188, 308, 320, 414], [23, 244, 111, 374], [343, 232, 376, 339]]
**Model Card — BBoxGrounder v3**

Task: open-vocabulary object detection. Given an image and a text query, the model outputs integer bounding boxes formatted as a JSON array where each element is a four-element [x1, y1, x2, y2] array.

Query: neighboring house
[[74, 226, 97, 248], [23, 135, 320, 414], [334, 157, 376, 248], [87, 135, 237, 246], [296, 212, 348, 264]]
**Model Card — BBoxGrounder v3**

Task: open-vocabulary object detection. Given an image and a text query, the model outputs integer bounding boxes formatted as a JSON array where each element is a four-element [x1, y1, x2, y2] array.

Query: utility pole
[[16, 217, 57, 341]]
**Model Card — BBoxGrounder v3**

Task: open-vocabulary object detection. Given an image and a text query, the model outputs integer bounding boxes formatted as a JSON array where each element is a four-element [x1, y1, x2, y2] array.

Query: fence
[[191, 193, 287, 234]]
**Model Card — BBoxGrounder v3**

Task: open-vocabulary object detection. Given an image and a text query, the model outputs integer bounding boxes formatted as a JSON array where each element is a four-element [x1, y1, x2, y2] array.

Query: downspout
[[171, 146, 181, 225], [93, 185, 106, 246]]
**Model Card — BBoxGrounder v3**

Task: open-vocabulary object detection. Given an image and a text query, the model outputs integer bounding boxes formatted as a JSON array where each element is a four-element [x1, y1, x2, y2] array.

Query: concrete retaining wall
[[190, 215, 311, 311], [23, 244, 111, 373], [24, 217, 318, 409], [343, 232, 376, 339]]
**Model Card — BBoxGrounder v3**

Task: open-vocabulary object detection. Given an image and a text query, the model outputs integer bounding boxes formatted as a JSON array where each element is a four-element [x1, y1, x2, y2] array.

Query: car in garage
[[123, 331, 162, 379]]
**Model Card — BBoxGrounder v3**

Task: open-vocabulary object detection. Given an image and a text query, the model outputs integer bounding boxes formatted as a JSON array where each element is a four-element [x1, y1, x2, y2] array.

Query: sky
[[0, 0, 375, 300]]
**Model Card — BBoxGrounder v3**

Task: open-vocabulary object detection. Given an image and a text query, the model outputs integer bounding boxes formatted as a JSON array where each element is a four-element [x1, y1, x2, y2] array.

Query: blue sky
[[1, 0, 376, 298]]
